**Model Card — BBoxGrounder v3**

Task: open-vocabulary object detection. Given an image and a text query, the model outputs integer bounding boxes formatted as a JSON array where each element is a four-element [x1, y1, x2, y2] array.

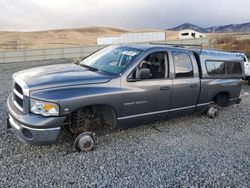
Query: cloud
[[0, 0, 249, 31]]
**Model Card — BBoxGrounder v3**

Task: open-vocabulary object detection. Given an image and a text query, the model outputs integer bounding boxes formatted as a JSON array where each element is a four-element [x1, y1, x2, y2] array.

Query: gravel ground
[[0, 60, 249, 187]]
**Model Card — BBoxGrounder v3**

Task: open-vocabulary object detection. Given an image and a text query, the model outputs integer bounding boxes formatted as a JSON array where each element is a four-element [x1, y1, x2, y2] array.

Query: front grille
[[14, 93, 23, 107], [13, 82, 24, 111], [14, 83, 23, 95]]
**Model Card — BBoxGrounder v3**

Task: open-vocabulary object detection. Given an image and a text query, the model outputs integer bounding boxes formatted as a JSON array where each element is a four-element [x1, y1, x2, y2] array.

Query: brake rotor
[[74, 132, 95, 152]]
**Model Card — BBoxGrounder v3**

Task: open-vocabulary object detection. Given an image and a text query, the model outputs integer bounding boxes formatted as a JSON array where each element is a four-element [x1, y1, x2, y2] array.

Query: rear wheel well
[[213, 92, 230, 107]]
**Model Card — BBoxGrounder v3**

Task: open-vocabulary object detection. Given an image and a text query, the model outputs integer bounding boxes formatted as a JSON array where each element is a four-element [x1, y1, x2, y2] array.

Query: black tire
[[248, 77, 250, 85], [216, 94, 229, 107], [207, 106, 219, 119]]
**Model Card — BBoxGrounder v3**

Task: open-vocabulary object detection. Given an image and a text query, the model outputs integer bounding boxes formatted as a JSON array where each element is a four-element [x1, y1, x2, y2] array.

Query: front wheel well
[[68, 104, 117, 135], [90, 105, 117, 128]]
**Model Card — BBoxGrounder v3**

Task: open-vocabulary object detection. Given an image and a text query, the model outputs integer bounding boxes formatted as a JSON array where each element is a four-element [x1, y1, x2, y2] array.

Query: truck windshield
[[80, 46, 142, 74]]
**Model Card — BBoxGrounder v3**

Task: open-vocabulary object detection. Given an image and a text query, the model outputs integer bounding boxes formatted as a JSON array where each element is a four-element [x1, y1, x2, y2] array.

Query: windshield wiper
[[80, 64, 99, 72]]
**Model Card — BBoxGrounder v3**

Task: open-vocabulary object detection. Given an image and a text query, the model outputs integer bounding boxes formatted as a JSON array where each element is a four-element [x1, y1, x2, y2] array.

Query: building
[[179, 30, 206, 39]]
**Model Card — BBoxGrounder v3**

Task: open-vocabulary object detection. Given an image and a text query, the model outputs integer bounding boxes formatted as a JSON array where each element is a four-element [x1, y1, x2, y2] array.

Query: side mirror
[[136, 68, 151, 79], [127, 68, 152, 82]]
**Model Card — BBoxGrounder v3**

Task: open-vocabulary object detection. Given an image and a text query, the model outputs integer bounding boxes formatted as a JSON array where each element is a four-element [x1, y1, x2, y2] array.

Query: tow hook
[[74, 132, 96, 152]]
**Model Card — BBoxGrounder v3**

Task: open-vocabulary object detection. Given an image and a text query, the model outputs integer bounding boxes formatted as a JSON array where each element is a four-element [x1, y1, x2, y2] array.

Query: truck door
[[119, 51, 172, 123], [169, 51, 200, 116]]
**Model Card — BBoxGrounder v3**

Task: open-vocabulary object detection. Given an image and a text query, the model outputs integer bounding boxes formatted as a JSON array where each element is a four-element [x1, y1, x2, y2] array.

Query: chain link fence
[[1, 31, 250, 64], [0, 37, 215, 63], [0, 45, 105, 63]]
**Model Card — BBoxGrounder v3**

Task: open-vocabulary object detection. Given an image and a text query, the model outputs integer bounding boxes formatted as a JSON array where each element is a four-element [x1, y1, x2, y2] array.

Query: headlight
[[30, 98, 59, 116]]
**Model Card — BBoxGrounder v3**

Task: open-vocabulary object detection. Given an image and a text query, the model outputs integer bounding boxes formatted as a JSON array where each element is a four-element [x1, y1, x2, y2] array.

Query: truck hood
[[15, 63, 111, 91]]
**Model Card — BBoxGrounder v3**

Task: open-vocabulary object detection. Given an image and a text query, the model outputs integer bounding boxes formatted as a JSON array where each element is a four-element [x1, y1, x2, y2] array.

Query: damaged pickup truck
[[7, 44, 244, 151]]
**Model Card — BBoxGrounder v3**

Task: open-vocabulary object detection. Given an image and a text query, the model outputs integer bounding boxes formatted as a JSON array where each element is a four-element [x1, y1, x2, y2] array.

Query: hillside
[[0, 27, 128, 50], [1, 25, 250, 51], [0, 27, 178, 50]]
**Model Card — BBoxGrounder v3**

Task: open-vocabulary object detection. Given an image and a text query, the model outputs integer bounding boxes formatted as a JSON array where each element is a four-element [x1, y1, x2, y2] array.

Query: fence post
[[42, 49, 45, 60], [3, 51, 5, 63], [81, 45, 84, 58], [61, 47, 64, 58], [24, 50, 27, 62]]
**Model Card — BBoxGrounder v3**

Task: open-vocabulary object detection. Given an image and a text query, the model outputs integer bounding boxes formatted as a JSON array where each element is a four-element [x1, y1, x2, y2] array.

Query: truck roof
[[192, 49, 244, 62], [118, 43, 190, 52], [193, 49, 243, 59], [117, 43, 244, 62]]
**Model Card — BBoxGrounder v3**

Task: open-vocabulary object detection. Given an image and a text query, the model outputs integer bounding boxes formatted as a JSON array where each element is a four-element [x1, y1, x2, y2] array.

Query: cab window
[[129, 52, 168, 80], [172, 51, 194, 78]]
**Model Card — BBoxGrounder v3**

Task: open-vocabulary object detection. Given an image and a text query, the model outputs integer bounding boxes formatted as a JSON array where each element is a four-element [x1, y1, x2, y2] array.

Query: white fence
[[97, 32, 166, 45], [0, 45, 105, 63]]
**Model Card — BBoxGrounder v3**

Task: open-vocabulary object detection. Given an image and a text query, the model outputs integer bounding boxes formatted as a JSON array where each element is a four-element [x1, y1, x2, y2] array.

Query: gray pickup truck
[[7, 44, 244, 151]]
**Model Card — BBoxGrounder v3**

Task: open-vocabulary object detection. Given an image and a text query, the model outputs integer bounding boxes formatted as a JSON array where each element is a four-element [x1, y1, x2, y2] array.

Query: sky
[[0, 0, 250, 31]]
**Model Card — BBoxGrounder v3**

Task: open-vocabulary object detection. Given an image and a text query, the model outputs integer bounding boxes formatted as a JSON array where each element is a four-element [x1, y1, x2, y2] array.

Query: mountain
[[168, 22, 250, 33], [169, 23, 207, 33], [206, 23, 250, 32]]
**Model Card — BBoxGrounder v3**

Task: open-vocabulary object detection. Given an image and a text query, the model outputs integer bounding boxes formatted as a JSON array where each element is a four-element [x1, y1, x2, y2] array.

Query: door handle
[[160, 86, 171, 91], [190, 84, 198, 88]]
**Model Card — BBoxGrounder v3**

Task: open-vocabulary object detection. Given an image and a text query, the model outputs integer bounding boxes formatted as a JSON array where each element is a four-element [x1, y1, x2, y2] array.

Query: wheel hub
[[74, 132, 95, 152]]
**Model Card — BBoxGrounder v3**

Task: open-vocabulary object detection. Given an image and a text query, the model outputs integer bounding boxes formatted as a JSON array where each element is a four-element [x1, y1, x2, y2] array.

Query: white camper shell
[[234, 52, 250, 84], [242, 54, 250, 84]]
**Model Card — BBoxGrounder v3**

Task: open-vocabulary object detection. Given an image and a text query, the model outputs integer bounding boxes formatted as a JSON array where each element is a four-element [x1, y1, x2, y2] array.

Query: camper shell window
[[206, 60, 242, 76], [226, 61, 242, 74], [206, 61, 225, 75]]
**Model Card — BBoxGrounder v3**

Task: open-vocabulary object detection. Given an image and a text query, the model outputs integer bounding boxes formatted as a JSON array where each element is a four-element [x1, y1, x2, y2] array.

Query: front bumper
[[7, 94, 67, 145]]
